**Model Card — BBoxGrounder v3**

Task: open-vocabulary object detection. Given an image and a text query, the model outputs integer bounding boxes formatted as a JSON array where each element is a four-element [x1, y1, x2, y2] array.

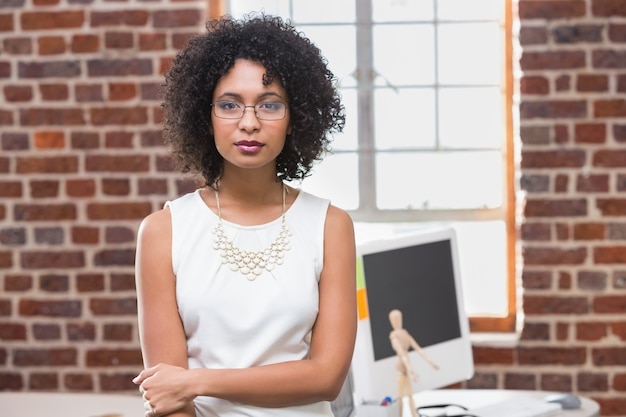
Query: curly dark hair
[[162, 14, 346, 186]]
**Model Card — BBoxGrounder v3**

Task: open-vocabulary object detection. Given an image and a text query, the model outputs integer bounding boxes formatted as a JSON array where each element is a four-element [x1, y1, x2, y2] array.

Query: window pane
[[438, 22, 502, 85], [376, 151, 502, 209], [374, 88, 436, 149], [335, 88, 358, 151], [293, 1, 355, 23], [293, 152, 359, 210], [298, 25, 357, 88], [228, 0, 290, 17], [373, 24, 435, 86], [438, 87, 503, 149], [437, 0, 502, 21], [372, 0, 434, 22]]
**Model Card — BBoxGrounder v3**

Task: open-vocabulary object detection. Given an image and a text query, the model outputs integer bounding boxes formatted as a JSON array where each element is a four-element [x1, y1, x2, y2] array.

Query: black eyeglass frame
[[416, 403, 479, 417]]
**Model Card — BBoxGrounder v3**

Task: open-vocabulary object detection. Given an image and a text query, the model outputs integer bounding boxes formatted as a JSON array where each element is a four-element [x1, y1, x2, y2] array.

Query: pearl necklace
[[211, 185, 291, 281]]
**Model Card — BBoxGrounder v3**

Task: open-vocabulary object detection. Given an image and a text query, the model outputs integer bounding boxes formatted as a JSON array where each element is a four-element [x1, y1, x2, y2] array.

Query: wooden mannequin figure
[[388, 309, 439, 417]]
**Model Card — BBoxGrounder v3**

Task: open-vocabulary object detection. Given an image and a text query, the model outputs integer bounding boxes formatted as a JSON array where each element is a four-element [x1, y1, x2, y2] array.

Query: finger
[[133, 366, 158, 384]]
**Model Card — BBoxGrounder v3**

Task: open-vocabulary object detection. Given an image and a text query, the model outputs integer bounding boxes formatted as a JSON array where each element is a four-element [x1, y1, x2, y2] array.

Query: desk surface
[[413, 389, 599, 417], [0, 390, 600, 417]]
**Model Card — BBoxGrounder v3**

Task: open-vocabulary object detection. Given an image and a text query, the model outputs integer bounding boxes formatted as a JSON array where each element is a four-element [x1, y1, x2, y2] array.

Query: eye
[[257, 102, 284, 113], [216, 101, 242, 111]]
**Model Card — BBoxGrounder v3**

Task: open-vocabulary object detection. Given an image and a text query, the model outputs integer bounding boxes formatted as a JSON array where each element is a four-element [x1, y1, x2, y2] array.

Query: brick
[[613, 373, 626, 391], [541, 374, 572, 392], [34, 227, 63, 245], [40, 274, 69, 292], [66, 179, 96, 197], [553, 25, 604, 43], [90, 107, 148, 125], [104, 131, 133, 148], [138, 178, 167, 195], [87, 203, 151, 220], [612, 322, 626, 341], [574, 123, 606, 143], [71, 226, 99, 244], [520, 100, 587, 119], [19, 108, 85, 126], [2, 132, 29, 150], [610, 24, 626, 42], [32, 324, 61, 340], [593, 0, 626, 16], [87, 59, 152, 77], [519, 0, 586, 19], [3, 37, 32, 55], [594, 99, 626, 117], [86, 348, 142, 367], [518, 347, 586, 365], [520, 322, 550, 340], [593, 50, 626, 69], [94, 249, 136, 266], [520, 75, 549, 95], [577, 322, 608, 341], [105, 32, 133, 49], [0, 323, 27, 340], [102, 178, 130, 195], [0, 14, 14, 31], [89, 297, 137, 315], [110, 273, 135, 291], [76, 273, 105, 292], [0, 181, 22, 197], [521, 150, 585, 168], [519, 27, 548, 45], [75, 84, 104, 102], [20, 251, 84, 269], [520, 51, 586, 70], [472, 346, 515, 365], [597, 199, 626, 216], [4, 85, 33, 102], [520, 174, 550, 193], [105, 227, 134, 244], [70, 132, 99, 149], [577, 74, 609, 91], [608, 223, 626, 239], [14, 203, 76, 221], [0, 373, 23, 390], [108, 83, 136, 101], [22, 11, 84, 30], [71, 34, 99, 53], [524, 199, 587, 217], [153, 9, 203, 28], [4, 274, 32, 291], [67, 322, 95, 341], [524, 295, 589, 314], [90, 10, 149, 27], [466, 372, 498, 389], [0, 228, 27, 245], [30, 179, 60, 198], [104, 323, 132, 341], [573, 223, 605, 240], [18, 61, 81, 79], [578, 270, 608, 290], [615, 124, 626, 142], [555, 74, 570, 92], [593, 295, 626, 313], [38, 36, 66, 55], [593, 347, 626, 366], [29, 373, 58, 390], [85, 155, 149, 172], [100, 373, 139, 391], [0, 251, 13, 268], [13, 348, 77, 366], [139, 33, 166, 51], [64, 373, 93, 391], [504, 373, 536, 390], [40, 83, 69, 101], [594, 150, 626, 167], [522, 270, 552, 289], [19, 299, 81, 317], [578, 372, 609, 391], [577, 174, 609, 192], [140, 84, 162, 102], [34, 131, 65, 149]]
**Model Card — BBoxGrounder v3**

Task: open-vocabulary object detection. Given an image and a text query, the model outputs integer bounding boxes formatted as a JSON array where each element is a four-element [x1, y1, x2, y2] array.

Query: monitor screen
[[351, 227, 474, 402]]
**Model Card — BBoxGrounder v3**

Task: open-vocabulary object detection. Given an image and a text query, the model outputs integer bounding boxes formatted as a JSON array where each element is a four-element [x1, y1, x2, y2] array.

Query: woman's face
[[211, 59, 291, 175]]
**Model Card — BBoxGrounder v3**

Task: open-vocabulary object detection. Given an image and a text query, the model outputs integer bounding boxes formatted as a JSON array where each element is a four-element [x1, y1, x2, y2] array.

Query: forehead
[[213, 59, 286, 99]]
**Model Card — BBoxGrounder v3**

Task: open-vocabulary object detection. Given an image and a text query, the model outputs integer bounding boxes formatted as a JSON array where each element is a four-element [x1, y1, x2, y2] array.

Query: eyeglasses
[[416, 404, 479, 417], [211, 100, 287, 121]]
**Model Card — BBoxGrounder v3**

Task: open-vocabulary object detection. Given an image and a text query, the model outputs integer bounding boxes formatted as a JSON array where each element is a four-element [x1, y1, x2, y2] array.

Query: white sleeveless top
[[166, 189, 334, 417]]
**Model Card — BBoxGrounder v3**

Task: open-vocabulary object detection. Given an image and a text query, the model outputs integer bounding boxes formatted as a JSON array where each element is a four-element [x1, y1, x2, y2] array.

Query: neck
[[214, 171, 284, 205]]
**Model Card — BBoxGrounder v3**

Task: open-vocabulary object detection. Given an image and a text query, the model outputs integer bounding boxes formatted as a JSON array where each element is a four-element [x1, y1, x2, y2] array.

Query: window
[[226, 0, 515, 333]]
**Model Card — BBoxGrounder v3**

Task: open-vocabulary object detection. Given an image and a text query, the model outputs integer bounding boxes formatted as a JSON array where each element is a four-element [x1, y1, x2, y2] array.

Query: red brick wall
[[0, 0, 206, 392], [466, 1, 626, 415], [2, 0, 626, 415]]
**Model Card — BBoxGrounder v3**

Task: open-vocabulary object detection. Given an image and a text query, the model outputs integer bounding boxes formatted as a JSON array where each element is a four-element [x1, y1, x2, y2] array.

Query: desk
[[0, 392, 144, 417], [412, 389, 599, 417]]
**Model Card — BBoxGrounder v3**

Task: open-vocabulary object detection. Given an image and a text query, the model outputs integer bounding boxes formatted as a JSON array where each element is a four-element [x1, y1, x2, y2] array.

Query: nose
[[238, 105, 261, 131]]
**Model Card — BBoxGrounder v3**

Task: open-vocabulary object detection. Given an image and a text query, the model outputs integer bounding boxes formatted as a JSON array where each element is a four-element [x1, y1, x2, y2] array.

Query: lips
[[235, 140, 264, 153]]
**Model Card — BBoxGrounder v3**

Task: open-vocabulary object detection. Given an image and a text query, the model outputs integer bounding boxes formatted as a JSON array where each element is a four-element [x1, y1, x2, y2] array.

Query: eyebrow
[[215, 91, 285, 102]]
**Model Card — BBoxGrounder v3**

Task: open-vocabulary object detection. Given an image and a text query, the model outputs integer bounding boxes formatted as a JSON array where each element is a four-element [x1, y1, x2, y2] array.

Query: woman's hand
[[134, 363, 195, 416]]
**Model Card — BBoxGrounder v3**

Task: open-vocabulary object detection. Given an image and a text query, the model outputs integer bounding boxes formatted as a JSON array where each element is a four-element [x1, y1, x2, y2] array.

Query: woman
[[133, 14, 357, 417]]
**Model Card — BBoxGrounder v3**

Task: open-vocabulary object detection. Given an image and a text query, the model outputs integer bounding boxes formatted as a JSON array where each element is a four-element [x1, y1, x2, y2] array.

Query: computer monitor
[[351, 226, 474, 402]]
